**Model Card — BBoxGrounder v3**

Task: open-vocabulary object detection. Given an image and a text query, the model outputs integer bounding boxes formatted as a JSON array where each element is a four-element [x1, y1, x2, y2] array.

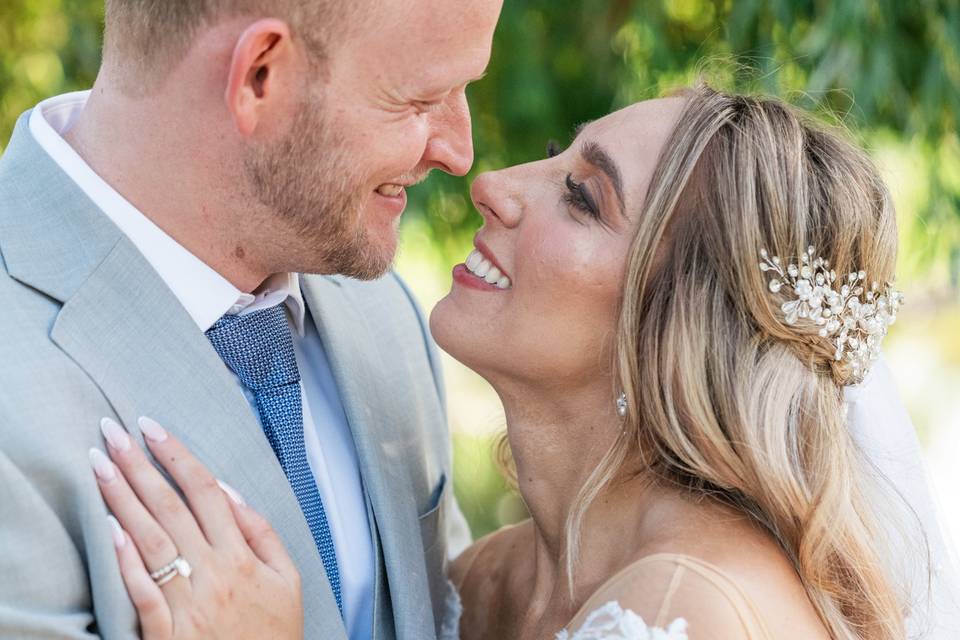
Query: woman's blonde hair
[[563, 83, 907, 639]]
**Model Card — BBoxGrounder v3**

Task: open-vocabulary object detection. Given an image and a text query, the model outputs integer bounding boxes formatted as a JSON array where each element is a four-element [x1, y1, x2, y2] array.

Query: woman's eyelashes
[[546, 139, 602, 223], [563, 173, 601, 220]]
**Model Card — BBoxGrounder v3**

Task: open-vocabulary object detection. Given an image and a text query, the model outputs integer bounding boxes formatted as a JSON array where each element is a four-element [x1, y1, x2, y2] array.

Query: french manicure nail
[[107, 515, 126, 548], [217, 479, 246, 506], [100, 417, 130, 452], [89, 448, 116, 482], [137, 416, 168, 443]]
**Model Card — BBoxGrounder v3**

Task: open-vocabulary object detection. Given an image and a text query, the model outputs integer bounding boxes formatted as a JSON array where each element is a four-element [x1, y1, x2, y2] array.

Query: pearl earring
[[616, 392, 628, 417]]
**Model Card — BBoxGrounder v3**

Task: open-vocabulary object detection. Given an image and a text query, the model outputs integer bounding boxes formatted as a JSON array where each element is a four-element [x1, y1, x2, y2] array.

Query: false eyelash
[[563, 173, 600, 219], [546, 139, 561, 158]]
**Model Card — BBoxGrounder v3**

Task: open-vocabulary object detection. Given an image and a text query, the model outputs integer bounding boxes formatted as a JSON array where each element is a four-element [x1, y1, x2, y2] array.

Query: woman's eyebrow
[[580, 140, 625, 217]]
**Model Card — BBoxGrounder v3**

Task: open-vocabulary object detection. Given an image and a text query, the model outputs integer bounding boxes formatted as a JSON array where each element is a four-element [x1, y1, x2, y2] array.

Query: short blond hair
[[103, 0, 355, 94]]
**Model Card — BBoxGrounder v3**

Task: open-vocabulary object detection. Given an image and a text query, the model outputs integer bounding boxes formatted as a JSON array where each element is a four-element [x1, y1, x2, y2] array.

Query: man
[[0, 0, 503, 638]]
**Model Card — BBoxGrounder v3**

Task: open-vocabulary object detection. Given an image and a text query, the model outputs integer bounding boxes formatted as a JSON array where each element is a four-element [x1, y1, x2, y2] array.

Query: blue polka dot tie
[[206, 304, 342, 613]]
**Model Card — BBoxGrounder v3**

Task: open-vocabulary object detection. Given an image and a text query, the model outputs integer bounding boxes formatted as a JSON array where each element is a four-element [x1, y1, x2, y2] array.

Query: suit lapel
[[0, 116, 346, 639], [301, 275, 436, 640]]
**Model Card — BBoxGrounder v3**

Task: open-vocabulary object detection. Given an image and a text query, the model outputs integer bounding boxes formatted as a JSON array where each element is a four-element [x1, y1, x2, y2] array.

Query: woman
[[94, 84, 917, 639]]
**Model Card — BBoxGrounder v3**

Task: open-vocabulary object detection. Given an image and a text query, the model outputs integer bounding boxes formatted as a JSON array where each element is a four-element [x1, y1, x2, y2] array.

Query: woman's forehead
[[578, 97, 687, 205], [583, 97, 686, 146]]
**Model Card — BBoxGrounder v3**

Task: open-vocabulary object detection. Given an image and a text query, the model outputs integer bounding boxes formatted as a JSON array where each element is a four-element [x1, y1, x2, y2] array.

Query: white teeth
[[474, 259, 492, 278], [466, 250, 483, 271], [463, 248, 512, 289], [484, 266, 501, 284], [376, 184, 403, 197]]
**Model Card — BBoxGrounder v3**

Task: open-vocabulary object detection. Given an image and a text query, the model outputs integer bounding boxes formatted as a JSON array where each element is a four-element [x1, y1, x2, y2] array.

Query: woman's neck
[[497, 383, 661, 608]]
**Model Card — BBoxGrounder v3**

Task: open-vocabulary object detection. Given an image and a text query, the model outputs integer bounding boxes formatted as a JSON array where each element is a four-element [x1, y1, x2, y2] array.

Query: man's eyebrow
[[580, 140, 625, 217]]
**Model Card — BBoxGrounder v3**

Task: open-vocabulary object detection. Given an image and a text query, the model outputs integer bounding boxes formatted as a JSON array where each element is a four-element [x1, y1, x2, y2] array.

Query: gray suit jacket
[[0, 111, 467, 640]]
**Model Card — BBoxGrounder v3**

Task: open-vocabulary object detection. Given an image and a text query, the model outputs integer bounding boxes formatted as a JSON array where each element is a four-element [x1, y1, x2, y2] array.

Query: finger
[[136, 416, 246, 549], [108, 516, 174, 639], [90, 447, 193, 606], [99, 418, 212, 555], [224, 489, 300, 585]]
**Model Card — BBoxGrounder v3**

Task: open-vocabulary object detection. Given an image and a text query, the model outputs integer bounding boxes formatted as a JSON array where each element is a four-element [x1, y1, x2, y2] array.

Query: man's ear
[[225, 19, 293, 137]]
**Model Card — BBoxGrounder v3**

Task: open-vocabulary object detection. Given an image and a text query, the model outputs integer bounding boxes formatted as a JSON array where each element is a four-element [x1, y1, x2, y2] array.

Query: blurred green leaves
[[0, 0, 103, 146], [418, 0, 960, 280]]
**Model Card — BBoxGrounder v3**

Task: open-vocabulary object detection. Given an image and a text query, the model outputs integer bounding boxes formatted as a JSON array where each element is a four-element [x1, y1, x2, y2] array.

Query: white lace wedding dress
[[552, 602, 688, 640], [440, 580, 688, 640]]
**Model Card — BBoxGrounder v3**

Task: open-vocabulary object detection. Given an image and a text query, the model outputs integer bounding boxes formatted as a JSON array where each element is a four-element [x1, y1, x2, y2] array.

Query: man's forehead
[[390, 0, 502, 32]]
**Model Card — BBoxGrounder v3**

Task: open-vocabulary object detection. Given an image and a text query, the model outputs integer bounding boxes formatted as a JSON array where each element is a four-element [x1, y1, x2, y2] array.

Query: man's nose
[[422, 91, 474, 177]]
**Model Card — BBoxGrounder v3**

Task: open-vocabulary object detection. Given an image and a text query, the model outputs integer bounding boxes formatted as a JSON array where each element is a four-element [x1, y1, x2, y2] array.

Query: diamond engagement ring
[[149, 555, 193, 587]]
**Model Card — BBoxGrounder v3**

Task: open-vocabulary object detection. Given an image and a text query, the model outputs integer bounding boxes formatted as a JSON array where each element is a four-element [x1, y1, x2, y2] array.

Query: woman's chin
[[429, 295, 494, 373], [429, 295, 466, 357]]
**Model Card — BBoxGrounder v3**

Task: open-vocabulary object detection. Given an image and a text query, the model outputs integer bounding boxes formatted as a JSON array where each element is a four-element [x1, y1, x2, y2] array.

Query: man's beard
[[244, 97, 393, 281]]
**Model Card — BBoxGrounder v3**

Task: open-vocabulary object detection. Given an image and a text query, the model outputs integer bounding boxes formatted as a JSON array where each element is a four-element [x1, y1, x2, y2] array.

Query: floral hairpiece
[[759, 246, 904, 383]]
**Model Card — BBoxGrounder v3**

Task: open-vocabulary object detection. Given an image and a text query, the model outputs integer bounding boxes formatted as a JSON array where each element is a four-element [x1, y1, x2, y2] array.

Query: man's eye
[[414, 100, 444, 114]]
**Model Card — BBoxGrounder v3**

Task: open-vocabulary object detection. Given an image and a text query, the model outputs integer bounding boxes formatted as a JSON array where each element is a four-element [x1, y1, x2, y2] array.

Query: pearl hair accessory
[[759, 246, 904, 383]]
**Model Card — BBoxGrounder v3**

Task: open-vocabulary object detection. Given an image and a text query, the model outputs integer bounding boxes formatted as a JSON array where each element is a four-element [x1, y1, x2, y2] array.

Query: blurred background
[[2, 0, 958, 546]]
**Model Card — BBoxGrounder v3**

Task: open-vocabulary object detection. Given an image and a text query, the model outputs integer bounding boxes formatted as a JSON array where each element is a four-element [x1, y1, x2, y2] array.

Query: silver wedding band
[[149, 555, 193, 587]]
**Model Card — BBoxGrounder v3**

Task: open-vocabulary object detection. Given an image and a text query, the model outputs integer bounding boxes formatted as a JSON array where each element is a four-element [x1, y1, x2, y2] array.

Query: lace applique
[[555, 601, 688, 640]]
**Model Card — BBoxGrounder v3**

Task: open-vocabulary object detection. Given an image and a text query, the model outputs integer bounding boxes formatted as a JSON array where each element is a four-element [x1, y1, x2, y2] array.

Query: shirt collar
[[231, 272, 307, 336], [29, 90, 305, 335]]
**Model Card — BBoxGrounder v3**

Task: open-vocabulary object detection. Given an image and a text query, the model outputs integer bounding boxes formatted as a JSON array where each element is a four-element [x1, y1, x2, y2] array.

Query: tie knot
[[205, 305, 300, 391]]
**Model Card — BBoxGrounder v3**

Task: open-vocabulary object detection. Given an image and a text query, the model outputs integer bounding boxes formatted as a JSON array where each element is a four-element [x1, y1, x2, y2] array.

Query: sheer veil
[[846, 357, 960, 638]]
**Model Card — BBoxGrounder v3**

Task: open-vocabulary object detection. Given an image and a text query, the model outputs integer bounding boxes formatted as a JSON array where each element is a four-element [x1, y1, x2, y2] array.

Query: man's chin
[[329, 237, 398, 281]]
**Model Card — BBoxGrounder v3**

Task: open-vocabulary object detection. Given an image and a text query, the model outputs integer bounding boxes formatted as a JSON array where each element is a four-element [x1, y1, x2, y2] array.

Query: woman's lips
[[473, 237, 510, 280], [452, 264, 506, 291]]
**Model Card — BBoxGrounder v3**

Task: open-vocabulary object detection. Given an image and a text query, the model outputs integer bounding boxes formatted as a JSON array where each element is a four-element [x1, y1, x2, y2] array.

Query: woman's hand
[[90, 416, 303, 640]]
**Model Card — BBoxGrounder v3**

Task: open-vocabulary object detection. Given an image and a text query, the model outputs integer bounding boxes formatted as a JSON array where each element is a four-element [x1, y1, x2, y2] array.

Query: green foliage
[[0, 0, 103, 145], [412, 0, 960, 278], [452, 433, 527, 538]]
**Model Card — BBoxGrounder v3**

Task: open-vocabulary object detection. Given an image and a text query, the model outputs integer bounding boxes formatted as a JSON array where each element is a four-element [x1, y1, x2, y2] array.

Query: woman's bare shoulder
[[449, 519, 532, 591], [605, 503, 831, 640], [571, 549, 829, 640]]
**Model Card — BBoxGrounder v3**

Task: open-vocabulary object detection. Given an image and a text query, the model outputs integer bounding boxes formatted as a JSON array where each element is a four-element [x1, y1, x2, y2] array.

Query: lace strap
[[565, 553, 772, 639], [654, 563, 687, 627]]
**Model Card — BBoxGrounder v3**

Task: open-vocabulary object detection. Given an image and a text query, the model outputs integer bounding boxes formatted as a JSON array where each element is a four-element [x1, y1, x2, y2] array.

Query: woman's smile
[[454, 238, 513, 291]]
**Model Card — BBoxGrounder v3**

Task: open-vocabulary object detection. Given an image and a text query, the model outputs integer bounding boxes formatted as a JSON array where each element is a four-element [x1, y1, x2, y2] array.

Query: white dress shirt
[[31, 91, 375, 640]]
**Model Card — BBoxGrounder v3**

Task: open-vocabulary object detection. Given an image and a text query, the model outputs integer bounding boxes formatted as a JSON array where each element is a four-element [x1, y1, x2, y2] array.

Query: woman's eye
[[563, 173, 600, 220]]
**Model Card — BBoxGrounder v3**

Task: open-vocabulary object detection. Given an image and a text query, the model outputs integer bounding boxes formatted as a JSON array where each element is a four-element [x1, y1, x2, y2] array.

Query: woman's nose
[[470, 170, 522, 228]]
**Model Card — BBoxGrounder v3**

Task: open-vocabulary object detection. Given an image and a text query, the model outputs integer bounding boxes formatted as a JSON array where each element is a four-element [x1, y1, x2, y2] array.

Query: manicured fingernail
[[100, 417, 130, 451], [89, 447, 116, 482], [107, 515, 126, 548], [217, 479, 246, 506], [137, 416, 168, 443]]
